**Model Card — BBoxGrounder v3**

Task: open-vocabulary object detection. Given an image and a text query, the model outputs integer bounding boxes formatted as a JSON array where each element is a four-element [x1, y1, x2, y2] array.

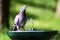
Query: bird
[[13, 5, 28, 31]]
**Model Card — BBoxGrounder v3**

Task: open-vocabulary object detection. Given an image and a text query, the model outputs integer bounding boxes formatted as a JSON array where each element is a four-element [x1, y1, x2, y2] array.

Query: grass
[[0, 28, 11, 40], [0, 33, 10, 40], [0, 0, 60, 40]]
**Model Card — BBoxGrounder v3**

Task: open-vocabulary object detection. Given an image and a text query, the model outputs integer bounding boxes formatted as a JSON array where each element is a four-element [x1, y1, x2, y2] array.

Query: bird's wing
[[18, 16, 23, 24], [14, 15, 19, 25]]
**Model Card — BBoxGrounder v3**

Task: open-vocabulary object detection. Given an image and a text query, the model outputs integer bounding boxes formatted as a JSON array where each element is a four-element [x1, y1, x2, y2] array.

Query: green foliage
[[1, 0, 60, 40], [9, 0, 59, 31]]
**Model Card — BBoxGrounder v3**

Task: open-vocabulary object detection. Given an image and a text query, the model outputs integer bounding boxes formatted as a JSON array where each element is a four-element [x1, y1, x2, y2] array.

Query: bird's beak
[[22, 5, 28, 10], [19, 5, 28, 14]]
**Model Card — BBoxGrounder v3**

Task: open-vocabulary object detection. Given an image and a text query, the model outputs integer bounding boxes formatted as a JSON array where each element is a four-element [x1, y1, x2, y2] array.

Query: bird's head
[[22, 5, 28, 10], [19, 5, 28, 14], [19, 5, 28, 16]]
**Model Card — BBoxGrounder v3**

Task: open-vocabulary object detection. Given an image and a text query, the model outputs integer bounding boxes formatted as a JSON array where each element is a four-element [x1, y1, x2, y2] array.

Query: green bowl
[[8, 30, 58, 40]]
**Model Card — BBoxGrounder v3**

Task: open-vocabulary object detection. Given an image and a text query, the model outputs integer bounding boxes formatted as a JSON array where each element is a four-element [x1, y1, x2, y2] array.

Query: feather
[[13, 5, 28, 31]]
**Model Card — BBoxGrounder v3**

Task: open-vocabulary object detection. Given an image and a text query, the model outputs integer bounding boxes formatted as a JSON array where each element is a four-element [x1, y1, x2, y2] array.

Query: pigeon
[[13, 5, 28, 31]]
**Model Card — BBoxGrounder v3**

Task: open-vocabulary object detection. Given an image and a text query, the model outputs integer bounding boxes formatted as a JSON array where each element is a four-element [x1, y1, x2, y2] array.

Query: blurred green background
[[0, 0, 60, 40]]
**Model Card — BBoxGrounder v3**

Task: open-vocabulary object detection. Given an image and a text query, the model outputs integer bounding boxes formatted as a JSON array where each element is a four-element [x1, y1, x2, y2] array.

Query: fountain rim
[[8, 30, 58, 33]]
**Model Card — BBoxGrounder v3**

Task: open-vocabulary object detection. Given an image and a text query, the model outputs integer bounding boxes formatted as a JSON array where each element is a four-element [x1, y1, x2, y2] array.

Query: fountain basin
[[8, 30, 58, 40]]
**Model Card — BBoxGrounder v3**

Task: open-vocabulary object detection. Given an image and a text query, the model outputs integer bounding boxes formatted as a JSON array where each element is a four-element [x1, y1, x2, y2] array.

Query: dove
[[13, 5, 28, 31]]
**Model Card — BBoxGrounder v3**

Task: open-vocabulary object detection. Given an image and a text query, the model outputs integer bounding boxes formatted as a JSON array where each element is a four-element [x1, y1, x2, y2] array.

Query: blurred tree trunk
[[56, 0, 60, 17], [2, 0, 10, 29], [0, 0, 2, 31]]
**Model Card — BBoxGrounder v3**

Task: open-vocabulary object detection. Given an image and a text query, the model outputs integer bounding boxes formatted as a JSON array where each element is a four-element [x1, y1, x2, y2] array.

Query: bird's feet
[[13, 26, 19, 31]]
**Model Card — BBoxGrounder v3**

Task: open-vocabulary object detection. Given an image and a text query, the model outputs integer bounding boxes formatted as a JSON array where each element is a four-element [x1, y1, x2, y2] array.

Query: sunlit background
[[9, 0, 58, 30], [0, 0, 60, 40]]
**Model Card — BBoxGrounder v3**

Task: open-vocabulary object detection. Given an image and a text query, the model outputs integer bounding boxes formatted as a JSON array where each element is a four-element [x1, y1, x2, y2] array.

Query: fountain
[[8, 18, 58, 40]]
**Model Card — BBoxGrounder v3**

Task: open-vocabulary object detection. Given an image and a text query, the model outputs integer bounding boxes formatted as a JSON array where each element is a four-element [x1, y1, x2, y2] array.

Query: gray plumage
[[13, 5, 27, 31]]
